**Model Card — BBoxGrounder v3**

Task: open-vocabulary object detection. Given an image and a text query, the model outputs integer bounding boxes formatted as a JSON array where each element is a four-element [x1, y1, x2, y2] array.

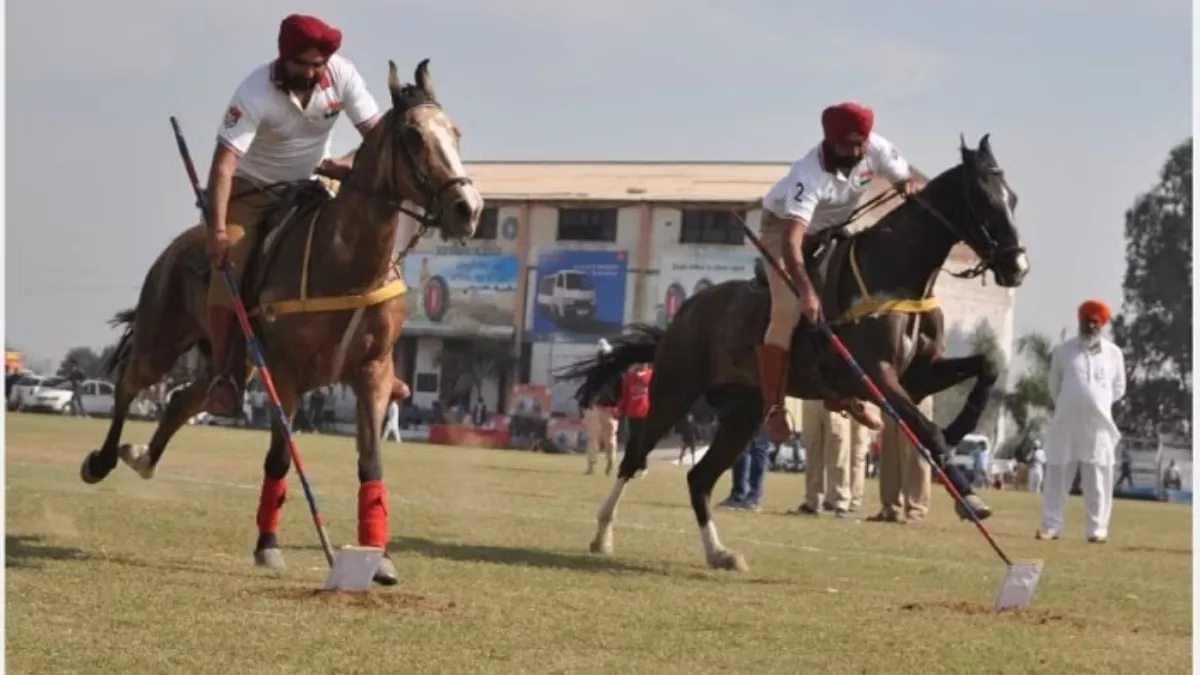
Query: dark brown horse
[[78, 59, 483, 585], [559, 134, 1029, 571]]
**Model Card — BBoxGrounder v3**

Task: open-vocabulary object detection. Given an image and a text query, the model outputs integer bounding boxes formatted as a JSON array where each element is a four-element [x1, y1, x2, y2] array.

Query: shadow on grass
[[6, 534, 90, 569], [388, 535, 668, 575]]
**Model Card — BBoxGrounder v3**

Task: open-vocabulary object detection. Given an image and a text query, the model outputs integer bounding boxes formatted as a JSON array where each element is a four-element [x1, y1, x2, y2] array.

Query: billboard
[[530, 249, 628, 342], [653, 252, 757, 327], [404, 253, 520, 337]]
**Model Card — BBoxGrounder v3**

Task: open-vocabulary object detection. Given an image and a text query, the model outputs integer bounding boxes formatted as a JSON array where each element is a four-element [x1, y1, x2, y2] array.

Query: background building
[[394, 161, 1017, 439]]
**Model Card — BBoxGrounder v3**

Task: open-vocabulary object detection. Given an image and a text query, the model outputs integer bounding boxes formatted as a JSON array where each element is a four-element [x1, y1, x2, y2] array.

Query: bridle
[[837, 163, 1025, 281], [342, 95, 474, 259]]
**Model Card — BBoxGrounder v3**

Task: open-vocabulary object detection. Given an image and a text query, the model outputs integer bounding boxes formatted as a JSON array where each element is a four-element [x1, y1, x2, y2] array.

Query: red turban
[[822, 102, 875, 142], [1078, 300, 1112, 325], [278, 14, 342, 60]]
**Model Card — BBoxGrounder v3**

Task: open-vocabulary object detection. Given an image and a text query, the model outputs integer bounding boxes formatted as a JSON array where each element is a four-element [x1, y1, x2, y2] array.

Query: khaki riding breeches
[[760, 211, 804, 348], [207, 176, 285, 309]]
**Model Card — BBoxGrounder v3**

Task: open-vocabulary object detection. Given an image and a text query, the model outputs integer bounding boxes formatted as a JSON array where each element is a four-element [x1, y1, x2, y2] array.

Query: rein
[[339, 100, 474, 266]]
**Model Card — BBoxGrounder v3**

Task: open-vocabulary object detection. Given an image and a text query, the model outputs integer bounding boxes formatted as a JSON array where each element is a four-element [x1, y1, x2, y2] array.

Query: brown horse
[[78, 59, 483, 585], [559, 134, 1029, 571]]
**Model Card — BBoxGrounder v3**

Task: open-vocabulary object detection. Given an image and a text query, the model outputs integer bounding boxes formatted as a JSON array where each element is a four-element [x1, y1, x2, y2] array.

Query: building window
[[679, 209, 746, 246], [557, 208, 618, 242], [473, 207, 498, 240]]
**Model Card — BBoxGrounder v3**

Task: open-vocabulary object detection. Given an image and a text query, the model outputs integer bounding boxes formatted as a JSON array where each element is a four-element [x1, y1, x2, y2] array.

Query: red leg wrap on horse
[[357, 480, 389, 548], [256, 477, 288, 534]]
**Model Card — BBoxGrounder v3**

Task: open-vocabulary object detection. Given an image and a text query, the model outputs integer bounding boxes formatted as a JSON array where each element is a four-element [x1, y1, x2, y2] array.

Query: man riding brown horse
[[204, 14, 390, 418], [757, 102, 920, 442]]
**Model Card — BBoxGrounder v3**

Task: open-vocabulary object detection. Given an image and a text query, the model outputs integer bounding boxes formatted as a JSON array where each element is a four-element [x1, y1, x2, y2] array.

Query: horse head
[[355, 59, 483, 240], [954, 134, 1030, 288]]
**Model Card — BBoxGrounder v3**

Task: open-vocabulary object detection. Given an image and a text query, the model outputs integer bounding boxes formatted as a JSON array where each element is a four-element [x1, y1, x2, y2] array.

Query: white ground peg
[[993, 559, 1045, 610], [321, 545, 385, 593]]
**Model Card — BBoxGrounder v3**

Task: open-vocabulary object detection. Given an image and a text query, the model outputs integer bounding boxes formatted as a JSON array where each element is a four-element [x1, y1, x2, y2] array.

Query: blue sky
[[5, 0, 1192, 371]]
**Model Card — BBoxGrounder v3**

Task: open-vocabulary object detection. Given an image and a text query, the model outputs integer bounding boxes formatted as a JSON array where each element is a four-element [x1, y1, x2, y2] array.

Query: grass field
[[5, 414, 1193, 674]]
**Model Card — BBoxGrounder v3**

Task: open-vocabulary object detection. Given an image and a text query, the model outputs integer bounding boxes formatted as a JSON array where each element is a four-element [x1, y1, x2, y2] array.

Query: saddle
[[192, 179, 333, 301], [749, 228, 854, 321]]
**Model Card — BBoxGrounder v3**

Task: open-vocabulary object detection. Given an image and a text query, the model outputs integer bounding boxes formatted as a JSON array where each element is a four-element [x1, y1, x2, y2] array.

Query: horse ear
[[387, 60, 403, 102], [415, 58, 436, 99], [978, 133, 994, 161], [959, 133, 968, 151]]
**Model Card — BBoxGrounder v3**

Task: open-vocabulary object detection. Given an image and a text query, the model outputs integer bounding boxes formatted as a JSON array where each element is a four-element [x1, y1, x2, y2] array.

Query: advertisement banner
[[508, 384, 552, 420], [530, 249, 628, 342], [404, 253, 520, 337], [653, 252, 757, 327]]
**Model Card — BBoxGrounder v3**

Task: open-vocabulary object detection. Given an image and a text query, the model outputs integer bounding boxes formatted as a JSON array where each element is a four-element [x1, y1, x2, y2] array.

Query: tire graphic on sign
[[664, 282, 687, 321], [422, 275, 451, 323]]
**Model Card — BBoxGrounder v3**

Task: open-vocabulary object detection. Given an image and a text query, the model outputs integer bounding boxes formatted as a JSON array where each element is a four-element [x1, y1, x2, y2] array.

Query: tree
[[1112, 137, 1192, 437], [56, 347, 102, 379], [438, 339, 515, 404], [1002, 331, 1056, 443]]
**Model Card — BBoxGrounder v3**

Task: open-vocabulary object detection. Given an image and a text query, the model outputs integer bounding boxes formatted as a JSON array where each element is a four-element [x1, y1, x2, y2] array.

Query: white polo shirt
[[761, 132, 911, 234], [217, 54, 381, 185]]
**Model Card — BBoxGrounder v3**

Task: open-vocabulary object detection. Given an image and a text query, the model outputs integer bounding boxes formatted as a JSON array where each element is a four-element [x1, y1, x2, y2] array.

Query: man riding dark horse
[[756, 102, 920, 442]]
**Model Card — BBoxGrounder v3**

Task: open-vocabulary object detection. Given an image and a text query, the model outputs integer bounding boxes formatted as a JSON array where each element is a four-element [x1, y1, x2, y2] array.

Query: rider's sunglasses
[[288, 57, 327, 70]]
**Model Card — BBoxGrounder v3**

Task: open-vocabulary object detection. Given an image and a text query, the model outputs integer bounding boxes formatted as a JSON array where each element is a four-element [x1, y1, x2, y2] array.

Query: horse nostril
[[453, 199, 472, 221]]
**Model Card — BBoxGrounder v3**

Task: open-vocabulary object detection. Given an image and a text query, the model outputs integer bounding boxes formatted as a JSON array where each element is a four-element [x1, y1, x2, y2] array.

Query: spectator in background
[[676, 413, 699, 466], [470, 396, 489, 427], [1038, 299, 1127, 544], [381, 380, 410, 443], [847, 404, 877, 513], [868, 397, 933, 524], [67, 359, 87, 417], [618, 361, 653, 477], [1162, 460, 1183, 492], [973, 441, 992, 489], [792, 400, 851, 517], [1114, 447, 1135, 490], [718, 427, 771, 512], [585, 339, 622, 476], [1028, 439, 1046, 494]]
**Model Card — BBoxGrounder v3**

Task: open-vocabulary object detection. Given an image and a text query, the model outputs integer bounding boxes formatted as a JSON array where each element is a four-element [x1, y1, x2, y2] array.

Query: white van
[[536, 269, 597, 320]]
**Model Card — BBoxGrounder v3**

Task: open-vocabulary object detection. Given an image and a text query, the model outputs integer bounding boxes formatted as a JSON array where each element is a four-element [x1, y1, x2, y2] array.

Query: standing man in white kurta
[[1038, 300, 1127, 543]]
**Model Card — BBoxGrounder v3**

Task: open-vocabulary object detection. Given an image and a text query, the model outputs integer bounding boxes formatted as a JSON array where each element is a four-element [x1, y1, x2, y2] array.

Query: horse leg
[[253, 393, 298, 572], [688, 392, 760, 571], [590, 376, 697, 557], [349, 357, 400, 586], [113, 376, 212, 480], [864, 362, 992, 521], [81, 344, 186, 483], [900, 354, 999, 447]]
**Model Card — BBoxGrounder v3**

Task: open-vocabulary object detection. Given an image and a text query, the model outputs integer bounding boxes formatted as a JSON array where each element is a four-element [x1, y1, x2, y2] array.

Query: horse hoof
[[373, 556, 399, 586], [588, 538, 613, 555], [118, 444, 155, 480], [708, 550, 749, 572], [79, 451, 113, 485], [253, 547, 287, 570]]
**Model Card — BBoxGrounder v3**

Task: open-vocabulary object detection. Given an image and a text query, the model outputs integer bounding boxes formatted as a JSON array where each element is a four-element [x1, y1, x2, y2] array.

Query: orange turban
[[822, 103, 874, 142], [1078, 300, 1112, 325]]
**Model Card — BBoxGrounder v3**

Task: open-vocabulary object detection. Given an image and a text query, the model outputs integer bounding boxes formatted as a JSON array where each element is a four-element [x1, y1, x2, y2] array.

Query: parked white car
[[8, 374, 71, 411], [24, 378, 116, 416]]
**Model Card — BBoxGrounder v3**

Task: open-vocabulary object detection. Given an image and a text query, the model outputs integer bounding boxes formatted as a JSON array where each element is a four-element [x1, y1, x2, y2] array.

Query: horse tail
[[103, 308, 138, 378], [555, 323, 665, 409]]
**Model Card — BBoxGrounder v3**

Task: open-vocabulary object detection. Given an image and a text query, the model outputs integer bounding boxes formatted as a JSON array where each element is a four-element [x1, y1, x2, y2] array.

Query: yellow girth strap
[[835, 239, 940, 324], [254, 214, 408, 319]]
